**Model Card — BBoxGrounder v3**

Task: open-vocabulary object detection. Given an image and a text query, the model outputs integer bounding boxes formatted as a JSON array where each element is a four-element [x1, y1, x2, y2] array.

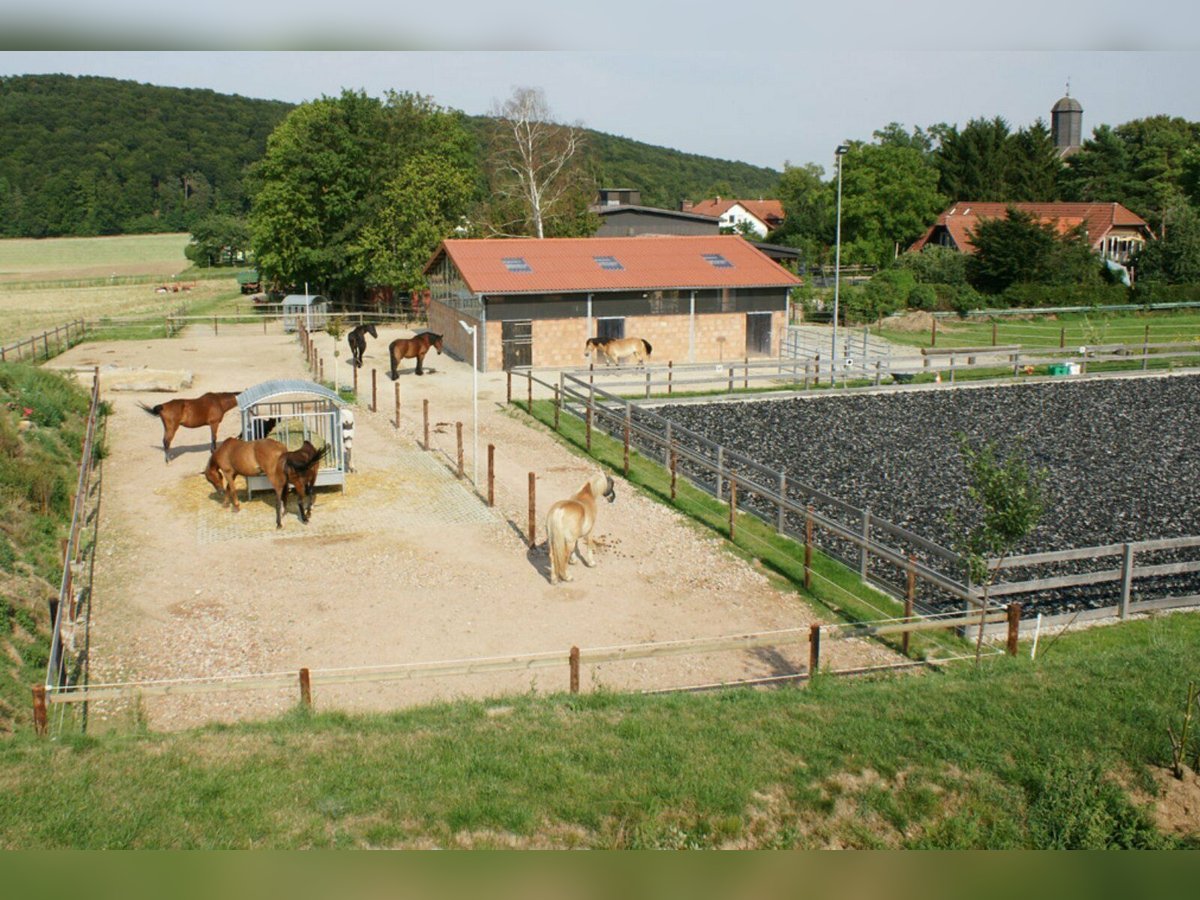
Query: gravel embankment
[[653, 373, 1200, 614]]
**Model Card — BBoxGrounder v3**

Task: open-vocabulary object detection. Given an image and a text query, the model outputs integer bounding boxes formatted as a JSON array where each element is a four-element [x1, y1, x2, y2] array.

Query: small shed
[[281, 294, 330, 332], [236, 380, 347, 495]]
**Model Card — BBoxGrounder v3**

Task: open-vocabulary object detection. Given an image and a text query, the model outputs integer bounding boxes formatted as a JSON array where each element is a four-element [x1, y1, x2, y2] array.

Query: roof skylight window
[[502, 257, 532, 273], [701, 253, 734, 268], [594, 255, 624, 271]]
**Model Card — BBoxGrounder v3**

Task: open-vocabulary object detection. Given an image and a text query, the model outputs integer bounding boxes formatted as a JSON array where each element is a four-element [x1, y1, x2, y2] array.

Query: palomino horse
[[204, 438, 328, 528], [347, 322, 378, 367], [389, 331, 443, 378], [139, 391, 241, 463], [585, 337, 652, 367], [545, 471, 616, 585]]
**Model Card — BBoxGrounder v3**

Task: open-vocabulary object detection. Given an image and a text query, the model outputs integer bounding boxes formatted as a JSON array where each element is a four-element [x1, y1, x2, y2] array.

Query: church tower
[[1051, 83, 1083, 156]]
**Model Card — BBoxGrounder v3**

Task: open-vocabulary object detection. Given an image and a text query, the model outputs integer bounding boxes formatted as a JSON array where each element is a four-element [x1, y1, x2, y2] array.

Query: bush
[[898, 245, 969, 285], [998, 283, 1130, 308], [907, 284, 937, 311], [1129, 282, 1200, 305]]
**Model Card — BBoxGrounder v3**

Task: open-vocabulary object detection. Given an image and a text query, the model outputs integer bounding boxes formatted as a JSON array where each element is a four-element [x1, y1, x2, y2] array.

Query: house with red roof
[[423, 235, 801, 370], [908, 202, 1154, 263], [683, 198, 786, 238]]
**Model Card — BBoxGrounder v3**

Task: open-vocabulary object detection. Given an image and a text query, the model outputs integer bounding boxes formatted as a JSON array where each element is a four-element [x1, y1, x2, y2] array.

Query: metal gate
[[502, 320, 532, 369], [746, 312, 772, 356]]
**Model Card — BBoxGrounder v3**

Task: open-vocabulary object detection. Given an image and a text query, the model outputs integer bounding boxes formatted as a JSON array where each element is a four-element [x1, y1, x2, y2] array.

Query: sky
[[2, 2, 1199, 175]]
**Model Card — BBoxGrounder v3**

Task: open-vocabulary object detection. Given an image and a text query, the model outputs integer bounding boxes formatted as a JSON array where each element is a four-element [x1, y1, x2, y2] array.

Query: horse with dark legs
[[585, 337, 652, 367], [347, 323, 378, 368], [389, 332, 443, 378], [139, 391, 241, 462], [204, 438, 328, 528]]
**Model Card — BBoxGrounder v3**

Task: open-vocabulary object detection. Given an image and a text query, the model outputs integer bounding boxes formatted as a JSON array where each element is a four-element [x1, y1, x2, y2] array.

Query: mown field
[[0, 233, 242, 345], [877, 309, 1200, 349], [1, 614, 1197, 848]]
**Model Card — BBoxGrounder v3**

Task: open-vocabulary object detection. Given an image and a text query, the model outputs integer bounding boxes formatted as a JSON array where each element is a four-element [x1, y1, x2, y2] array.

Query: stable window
[[595, 317, 625, 341]]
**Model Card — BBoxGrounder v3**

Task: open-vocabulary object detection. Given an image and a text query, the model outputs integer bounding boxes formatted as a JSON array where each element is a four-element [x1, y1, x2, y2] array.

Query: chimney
[[680, 199, 693, 212]]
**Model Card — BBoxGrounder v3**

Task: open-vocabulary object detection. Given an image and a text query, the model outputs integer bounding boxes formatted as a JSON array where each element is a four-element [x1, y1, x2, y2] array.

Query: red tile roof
[[428, 236, 801, 295], [688, 198, 785, 227], [909, 202, 1152, 254]]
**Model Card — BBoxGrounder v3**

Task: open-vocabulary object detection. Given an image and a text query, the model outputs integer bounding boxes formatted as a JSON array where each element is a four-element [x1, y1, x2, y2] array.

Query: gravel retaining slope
[[657, 373, 1200, 613]]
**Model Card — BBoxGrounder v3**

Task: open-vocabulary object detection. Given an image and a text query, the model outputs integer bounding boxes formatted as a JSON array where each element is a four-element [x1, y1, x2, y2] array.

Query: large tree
[[481, 87, 595, 238], [965, 206, 1097, 294], [936, 117, 1060, 202], [249, 90, 477, 301], [769, 162, 831, 264]]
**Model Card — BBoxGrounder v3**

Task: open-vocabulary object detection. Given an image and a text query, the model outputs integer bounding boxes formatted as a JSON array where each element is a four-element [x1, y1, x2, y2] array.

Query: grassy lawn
[[0, 613, 1195, 848], [877, 309, 1200, 350], [0, 233, 191, 282]]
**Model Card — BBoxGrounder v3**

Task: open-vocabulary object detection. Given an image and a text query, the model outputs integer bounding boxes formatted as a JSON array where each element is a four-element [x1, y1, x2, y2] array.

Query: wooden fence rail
[[0, 319, 87, 363]]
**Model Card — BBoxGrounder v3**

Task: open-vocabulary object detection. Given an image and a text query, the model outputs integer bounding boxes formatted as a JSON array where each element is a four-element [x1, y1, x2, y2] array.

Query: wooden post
[[553, 386, 560, 431], [645, 368, 651, 399], [353, 364, 358, 396], [423, 399, 430, 450], [212, 316, 218, 336], [299, 668, 312, 709], [527, 371, 533, 413], [487, 444, 495, 507], [394, 382, 401, 429], [859, 506, 871, 580], [716, 446, 724, 501], [1119, 543, 1134, 619], [569, 645, 580, 694], [506, 370, 512, 404], [931, 317, 937, 347], [804, 506, 814, 591], [586, 405, 593, 452], [743, 356, 749, 390], [1006, 603, 1021, 656], [670, 448, 678, 501], [32, 685, 47, 736], [528, 473, 536, 548], [456, 422, 464, 478], [991, 320, 997, 347], [777, 472, 787, 534], [1060, 326, 1066, 349], [727, 367, 734, 394], [668, 360, 673, 396], [808, 624, 821, 675], [728, 477, 737, 541], [43, 331, 49, 358], [319, 357, 324, 383], [904, 554, 916, 657], [371, 369, 378, 412], [623, 415, 631, 477]]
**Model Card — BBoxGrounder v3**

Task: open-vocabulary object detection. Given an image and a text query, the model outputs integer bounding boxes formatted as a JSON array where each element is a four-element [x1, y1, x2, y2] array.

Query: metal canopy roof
[[281, 294, 328, 307], [237, 379, 344, 410]]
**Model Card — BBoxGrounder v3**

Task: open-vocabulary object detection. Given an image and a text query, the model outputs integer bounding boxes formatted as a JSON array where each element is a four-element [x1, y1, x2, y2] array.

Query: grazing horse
[[204, 438, 328, 528], [347, 323, 378, 368], [139, 391, 241, 463], [545, 471, 616, 585], [389, 331, 443, 378], [585, 337, 652, 367]]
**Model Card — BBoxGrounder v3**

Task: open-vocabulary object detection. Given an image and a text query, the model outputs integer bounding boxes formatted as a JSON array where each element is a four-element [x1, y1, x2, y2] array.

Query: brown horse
[[585, 337, 652, 367], [204, 438, 328, 528], [347, 322, 378, 368], [389, 331, 443, 378], [139, 391, 241, 463], [545, 471, 616, 585]]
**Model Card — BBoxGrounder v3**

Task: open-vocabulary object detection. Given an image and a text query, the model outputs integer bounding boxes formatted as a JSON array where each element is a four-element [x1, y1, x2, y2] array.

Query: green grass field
[[0, 233, 244, 345], [0, 613, 1195, 848], [878, 309, 1200, 350]]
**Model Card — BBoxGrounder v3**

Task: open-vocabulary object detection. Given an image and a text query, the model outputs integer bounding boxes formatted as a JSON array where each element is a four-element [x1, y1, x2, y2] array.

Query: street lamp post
[[459, 320, 479, 486], [831, 144, 849, 384]]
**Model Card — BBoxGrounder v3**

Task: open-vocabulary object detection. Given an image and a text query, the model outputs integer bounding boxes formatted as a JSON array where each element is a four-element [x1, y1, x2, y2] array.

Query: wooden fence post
[[931, 317, 937, 347], [991, 320, 997, 347], [394, 382, 401, 429], [319, 357, 324, 383], [729, 477, 737, 540], [487, 444, 495, 507], [623, 412, 631, 477], [554, 386, 560, 431], [777, 472, 787, 534], [423, 399, 430, 450], [299, 668, 312, 708], [527, 371, 533, 413], [506, 370, 512, 404], [1006, 603, 1021, 656], [586, 405, 593, 452], [668, 360, 673, 396], [904, 554, 916, 657], [1060, 327, 1066, 349], [1119, 543, 1134, 619], [528, 473, 536, 548], [456, 422, 464, 479], [569, 646, 580, 694], [715, 447, 724, 501], [670, 448, 678, 501], [859, 506, 871, 580], [804, 506, 814, 591], [371, 369, 378, 412], [808, 624, 821, 675], [353, 364, 358, 396], [32, 685, 47, 736]]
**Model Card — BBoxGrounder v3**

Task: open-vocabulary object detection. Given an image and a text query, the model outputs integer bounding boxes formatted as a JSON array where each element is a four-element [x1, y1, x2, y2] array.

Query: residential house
[[684, 197, 786, 238]]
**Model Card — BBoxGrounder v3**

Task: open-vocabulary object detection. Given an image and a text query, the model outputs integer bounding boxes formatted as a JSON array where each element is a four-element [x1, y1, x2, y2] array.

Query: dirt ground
[[52, 323, 898, 731]]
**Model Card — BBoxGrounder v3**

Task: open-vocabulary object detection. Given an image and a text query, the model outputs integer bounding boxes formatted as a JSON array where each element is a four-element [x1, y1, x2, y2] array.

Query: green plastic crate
[[1048, 363, 1070, 376]]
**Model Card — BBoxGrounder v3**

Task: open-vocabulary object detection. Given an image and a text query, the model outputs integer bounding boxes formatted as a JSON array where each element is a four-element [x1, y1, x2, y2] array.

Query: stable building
[[424, 235, 801, 371]]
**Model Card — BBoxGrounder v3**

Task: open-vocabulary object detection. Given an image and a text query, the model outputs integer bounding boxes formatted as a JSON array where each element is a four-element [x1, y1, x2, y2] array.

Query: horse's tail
[[641, 339, 653, 357], [138, 401, 164, 418], [286, 442, 328, 474], [546, 506, 570, 582]]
